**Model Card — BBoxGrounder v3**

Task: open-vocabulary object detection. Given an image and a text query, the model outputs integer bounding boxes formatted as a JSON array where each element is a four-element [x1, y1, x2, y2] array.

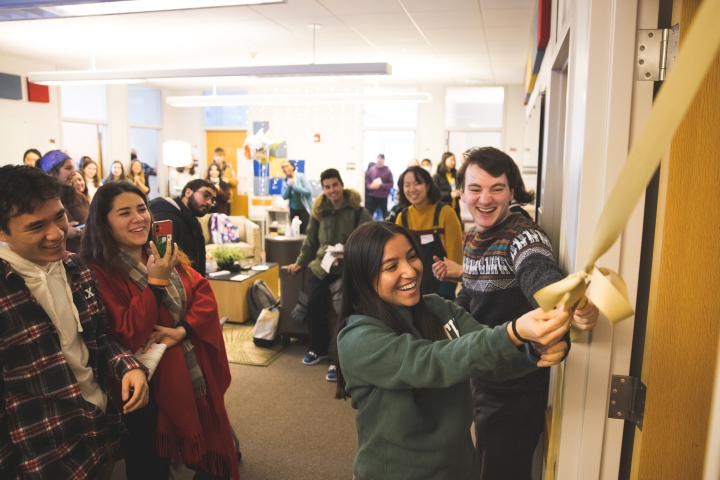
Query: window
[[363, 130, 416, 195], [61, 84, 107, 121], [363, 87, 418, 128], [445, 87, 504, 129], [128, 85, 162, 126], [204, 90, 248, 127]]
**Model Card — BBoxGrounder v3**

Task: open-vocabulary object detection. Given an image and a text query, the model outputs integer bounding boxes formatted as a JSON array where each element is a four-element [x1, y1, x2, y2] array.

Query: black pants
[[290, 208, 309, 234], [471, 380, 548, 480], [365, 196, 388, 220], [306, 273, 340, 356], [123, 386, 171, 480]]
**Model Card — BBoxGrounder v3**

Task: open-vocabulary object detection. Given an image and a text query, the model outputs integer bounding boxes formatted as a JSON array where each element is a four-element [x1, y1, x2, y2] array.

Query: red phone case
[[153, 220, 173, 257]]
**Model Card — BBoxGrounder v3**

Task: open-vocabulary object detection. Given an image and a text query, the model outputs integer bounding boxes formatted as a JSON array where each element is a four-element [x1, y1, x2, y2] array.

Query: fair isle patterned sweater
[[456, 213, 564, 388]]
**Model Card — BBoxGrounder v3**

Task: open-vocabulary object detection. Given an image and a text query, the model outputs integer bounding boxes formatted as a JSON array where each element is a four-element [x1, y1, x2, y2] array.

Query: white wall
[[0, 52, 61, 164]]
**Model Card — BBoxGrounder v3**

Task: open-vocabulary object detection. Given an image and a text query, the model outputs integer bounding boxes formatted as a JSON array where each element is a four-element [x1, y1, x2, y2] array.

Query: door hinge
[[635, 24, 680, 81], [608, 375, 646, 430]]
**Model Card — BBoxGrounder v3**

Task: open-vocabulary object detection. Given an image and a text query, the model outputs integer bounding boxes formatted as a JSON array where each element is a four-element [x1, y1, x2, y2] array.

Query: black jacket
[[148, 197, 206, 276], [432, 172, 461, 218]]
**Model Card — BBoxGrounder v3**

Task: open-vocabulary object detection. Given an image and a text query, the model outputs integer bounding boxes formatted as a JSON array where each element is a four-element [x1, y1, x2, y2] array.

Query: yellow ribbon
[[535, 0, 720, 326]]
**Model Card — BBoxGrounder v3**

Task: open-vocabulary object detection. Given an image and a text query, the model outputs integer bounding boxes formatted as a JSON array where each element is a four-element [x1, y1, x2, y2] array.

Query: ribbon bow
[[532, 0, 720, 334]]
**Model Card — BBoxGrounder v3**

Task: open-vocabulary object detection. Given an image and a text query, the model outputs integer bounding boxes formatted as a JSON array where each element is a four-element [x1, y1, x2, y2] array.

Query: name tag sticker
[[420, 234, 434, 245]]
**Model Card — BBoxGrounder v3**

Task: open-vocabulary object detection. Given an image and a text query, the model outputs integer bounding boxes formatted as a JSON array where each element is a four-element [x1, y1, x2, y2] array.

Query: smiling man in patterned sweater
[[432, 147, 599, 480], [0, 166, 149, 479]]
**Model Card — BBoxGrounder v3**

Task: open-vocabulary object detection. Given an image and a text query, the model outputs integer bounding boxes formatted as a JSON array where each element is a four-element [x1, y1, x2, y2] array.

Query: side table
[[206, 262, 279, 323], [265, 234, 306, 267]]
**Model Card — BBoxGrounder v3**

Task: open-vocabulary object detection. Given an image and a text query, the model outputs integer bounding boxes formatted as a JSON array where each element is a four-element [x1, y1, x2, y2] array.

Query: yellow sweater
[[396, 202, 463, 265]]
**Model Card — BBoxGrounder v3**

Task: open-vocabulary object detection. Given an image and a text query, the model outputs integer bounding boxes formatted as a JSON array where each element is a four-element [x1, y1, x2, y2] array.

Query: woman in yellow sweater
[[396, 166, 463, 299]]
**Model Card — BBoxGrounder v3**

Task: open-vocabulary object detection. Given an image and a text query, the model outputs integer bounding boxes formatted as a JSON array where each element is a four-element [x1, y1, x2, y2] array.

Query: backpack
[[247, 279, 279, 323]]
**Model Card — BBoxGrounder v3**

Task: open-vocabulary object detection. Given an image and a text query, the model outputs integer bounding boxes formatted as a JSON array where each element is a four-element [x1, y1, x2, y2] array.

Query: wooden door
[[206, 130, 248, 216], [630, 0, 720, 478]]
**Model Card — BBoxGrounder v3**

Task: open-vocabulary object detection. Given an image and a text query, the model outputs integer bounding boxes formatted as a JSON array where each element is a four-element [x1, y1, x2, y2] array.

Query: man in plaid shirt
[[0, 165, 149, 479]]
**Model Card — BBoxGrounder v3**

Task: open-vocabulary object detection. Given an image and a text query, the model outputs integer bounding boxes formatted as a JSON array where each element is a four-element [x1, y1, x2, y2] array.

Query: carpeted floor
[[111, 342, 358, 480]]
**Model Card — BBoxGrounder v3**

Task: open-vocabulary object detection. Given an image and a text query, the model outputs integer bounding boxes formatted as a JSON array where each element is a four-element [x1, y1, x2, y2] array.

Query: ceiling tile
[[408, 10, 481, 29], [480, 0, 535, 9], [316, 0, 404, 15], [481, 8, 533, 27], [341, 13, 415, 30], [422, 27, 484, 44], [401, 0, 478, 12]]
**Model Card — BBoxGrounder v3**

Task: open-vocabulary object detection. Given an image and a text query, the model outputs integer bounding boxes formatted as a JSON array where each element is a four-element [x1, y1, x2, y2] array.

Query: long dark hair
[[109, 161, 127, 182], [397, 167, 441, 206], [176, 155, 196, 175], [81, 182, 191, 278], [333, 222, 448, 400], [47, 159, 89, 215], [437, 151, 457, 176]]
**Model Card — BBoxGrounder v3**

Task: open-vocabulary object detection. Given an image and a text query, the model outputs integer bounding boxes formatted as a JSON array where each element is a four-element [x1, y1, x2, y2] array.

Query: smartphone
[[152, 220, 173, 258], [75, 224, 85, 230]]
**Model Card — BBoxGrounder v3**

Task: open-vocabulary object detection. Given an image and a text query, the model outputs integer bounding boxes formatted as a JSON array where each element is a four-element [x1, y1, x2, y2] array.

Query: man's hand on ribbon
[[573, 297, 599, 331]]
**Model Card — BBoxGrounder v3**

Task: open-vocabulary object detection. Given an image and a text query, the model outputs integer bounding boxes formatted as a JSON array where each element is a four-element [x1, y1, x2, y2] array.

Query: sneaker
[[220, 316, 228, 326], [302, 351, 328, 365], [326, 365, 337, 382]]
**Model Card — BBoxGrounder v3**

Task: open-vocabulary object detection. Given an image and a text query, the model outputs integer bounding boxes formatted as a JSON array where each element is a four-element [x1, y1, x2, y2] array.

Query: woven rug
[[222, 322, 285, 367]]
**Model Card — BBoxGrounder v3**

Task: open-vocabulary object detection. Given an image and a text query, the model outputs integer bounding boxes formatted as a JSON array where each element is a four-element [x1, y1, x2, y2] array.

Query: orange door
[[206, 130, 248, 216], [630, 0, 720, 478]]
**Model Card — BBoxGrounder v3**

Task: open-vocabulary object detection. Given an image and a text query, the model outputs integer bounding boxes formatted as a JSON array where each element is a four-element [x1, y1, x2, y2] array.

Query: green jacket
[[337, 295, 538, 480], [295, 188, 372, 279]]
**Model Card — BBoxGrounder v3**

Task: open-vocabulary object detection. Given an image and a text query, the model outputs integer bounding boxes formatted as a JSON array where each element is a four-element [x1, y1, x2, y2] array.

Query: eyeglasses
[[196, 189, 217, 206]]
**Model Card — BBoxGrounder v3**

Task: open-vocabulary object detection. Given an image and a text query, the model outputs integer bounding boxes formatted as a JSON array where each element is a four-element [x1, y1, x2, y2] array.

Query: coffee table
[[206, 262, 279, 323]]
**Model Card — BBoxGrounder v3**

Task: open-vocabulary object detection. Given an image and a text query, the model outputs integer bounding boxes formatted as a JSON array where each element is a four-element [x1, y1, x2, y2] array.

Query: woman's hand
[[151, 325, 186, 350], [147, 240, 179, 281], [533, 340, 569, 367], [507, 306, 571, 347], [573, 298, 599, 331], [431, 256, 463, 282]]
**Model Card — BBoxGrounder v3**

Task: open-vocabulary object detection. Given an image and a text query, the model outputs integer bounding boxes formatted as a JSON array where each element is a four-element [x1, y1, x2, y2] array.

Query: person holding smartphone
[[81, 182, 238, 480]]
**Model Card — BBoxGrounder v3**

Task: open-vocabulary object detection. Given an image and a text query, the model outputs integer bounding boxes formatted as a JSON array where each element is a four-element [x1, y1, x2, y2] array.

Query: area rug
[[222, 322, 285, 367]]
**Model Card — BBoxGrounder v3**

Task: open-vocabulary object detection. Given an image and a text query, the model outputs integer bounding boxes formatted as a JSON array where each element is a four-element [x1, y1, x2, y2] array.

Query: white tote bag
[[252, 305, 280, 348]]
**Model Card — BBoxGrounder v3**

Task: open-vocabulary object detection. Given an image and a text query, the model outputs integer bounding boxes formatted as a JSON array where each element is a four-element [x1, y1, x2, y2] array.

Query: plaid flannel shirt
[[0, 253, 146, 479]]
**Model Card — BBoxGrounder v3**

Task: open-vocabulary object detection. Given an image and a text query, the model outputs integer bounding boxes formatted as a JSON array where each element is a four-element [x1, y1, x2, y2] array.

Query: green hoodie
[[295, 188, 372, 279], [337, 295, 539, 480]]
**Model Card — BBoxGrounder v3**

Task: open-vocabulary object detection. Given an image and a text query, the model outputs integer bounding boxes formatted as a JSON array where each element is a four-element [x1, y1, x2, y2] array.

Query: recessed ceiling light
[[307, 23, 322, 29]]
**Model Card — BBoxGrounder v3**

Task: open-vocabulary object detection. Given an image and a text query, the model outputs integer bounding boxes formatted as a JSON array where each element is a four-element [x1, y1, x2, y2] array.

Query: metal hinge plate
[[636, 24, 680, 81], [608, 375, 646, 430]]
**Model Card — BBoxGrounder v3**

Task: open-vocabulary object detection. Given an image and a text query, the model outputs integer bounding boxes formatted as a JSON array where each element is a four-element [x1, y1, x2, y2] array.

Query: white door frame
[[526, 0, 658, 478]]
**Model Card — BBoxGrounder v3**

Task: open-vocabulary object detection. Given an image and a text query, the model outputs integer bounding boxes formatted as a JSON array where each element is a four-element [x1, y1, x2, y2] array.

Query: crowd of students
[[3, 146, 600, 479]]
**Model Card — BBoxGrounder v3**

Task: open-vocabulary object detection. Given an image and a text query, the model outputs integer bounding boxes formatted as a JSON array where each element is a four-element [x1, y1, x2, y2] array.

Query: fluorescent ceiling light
[[167, 92, 433, 107], [0, 0, 285, 21], [28, 63, 392, 85], [37, 78, 146, 86]]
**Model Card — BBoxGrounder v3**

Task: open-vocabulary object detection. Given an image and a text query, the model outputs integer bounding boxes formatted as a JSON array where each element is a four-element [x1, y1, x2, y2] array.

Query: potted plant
[[211, 246, 244, 271]]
